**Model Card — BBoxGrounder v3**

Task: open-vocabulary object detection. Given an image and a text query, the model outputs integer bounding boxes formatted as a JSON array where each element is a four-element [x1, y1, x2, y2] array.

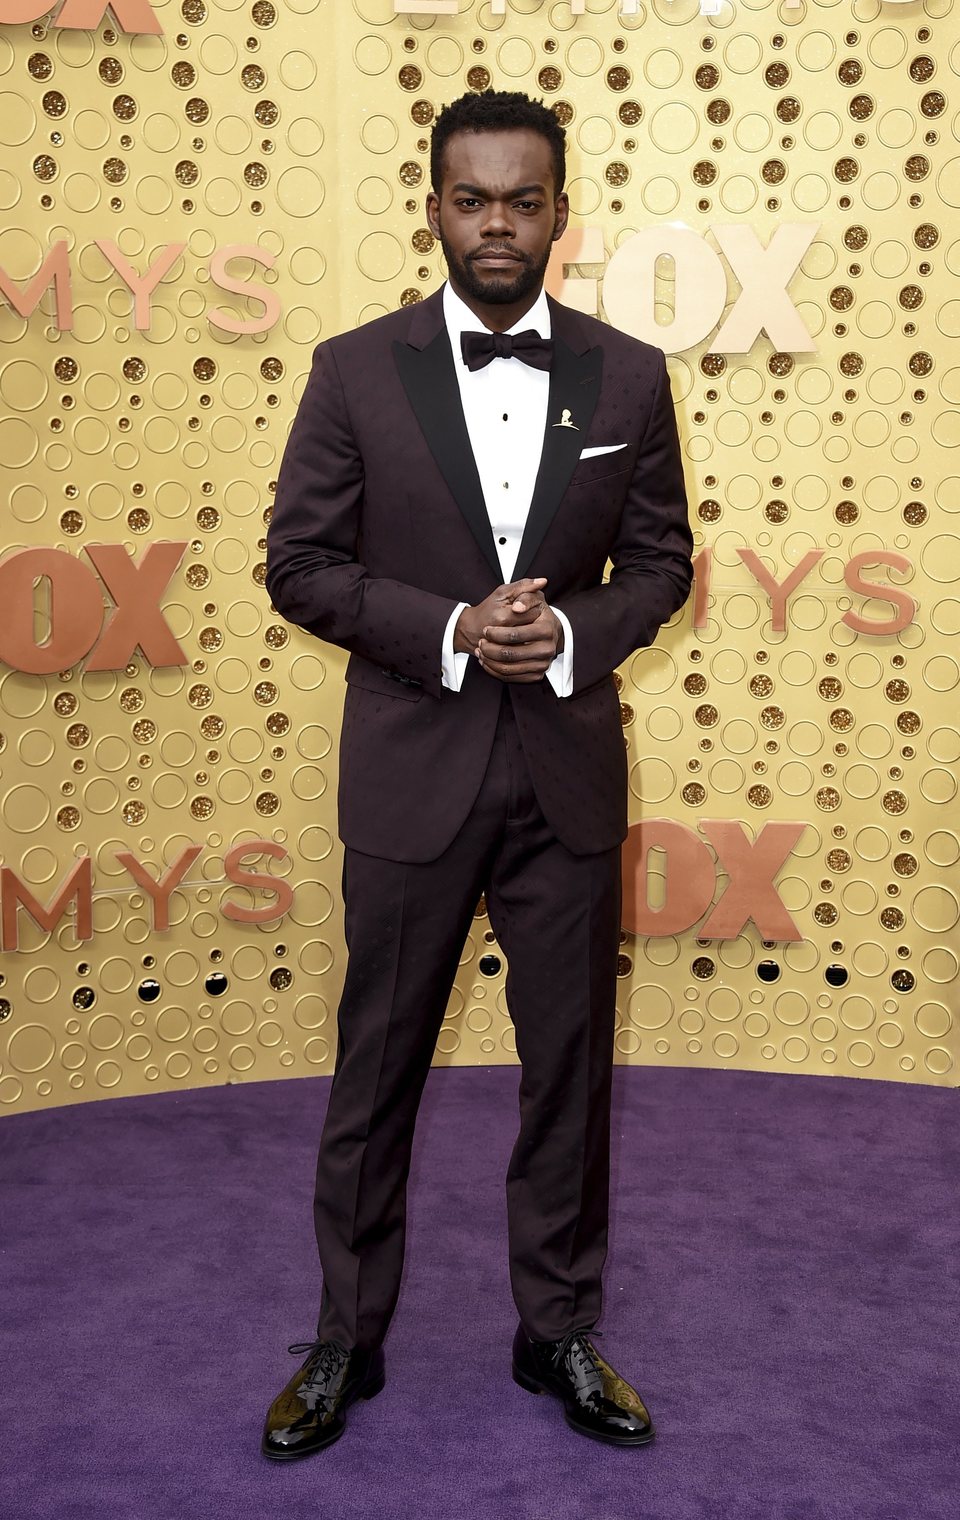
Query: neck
[[447, 276, 544, 334]]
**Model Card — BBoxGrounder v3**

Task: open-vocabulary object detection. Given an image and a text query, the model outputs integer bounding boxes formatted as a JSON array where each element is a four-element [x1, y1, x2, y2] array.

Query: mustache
[[468, 246, 529, 264]]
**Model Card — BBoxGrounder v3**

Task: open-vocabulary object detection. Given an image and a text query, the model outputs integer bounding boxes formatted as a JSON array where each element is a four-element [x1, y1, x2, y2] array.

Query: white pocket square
[[579, 444, 627, 458]]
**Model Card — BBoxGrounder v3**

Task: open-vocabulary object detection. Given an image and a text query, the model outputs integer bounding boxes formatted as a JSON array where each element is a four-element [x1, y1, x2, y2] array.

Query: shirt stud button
[[498, 536, 507, 545]]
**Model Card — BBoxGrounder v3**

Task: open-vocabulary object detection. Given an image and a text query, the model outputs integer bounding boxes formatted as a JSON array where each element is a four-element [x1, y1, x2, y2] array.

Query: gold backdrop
[[1, 0, 958, 1115]]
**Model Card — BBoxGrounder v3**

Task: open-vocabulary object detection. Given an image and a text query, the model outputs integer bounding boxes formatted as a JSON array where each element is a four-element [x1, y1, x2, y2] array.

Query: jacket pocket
[[568, 455, 632, 488]]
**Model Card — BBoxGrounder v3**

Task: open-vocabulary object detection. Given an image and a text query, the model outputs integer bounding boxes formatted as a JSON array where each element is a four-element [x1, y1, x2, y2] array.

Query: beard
[[439, 222, 555, 307]]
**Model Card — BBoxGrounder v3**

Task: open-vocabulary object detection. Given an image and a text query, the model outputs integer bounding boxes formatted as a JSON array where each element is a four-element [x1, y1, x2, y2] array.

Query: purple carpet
[[3, 1065, 958, 1520]]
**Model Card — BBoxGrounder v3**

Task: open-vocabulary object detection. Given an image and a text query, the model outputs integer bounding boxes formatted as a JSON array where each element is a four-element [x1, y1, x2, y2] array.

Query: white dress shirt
[[439, 280, 574, 698]]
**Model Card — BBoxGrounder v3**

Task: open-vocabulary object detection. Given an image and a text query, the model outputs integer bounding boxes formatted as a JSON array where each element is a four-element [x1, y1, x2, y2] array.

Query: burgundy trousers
[[313, 689, 622, 1350]]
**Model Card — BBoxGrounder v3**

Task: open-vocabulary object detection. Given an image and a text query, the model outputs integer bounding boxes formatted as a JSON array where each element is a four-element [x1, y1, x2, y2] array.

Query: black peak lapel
[[392, 326, 502, 580], [512, 330, 603, 581]]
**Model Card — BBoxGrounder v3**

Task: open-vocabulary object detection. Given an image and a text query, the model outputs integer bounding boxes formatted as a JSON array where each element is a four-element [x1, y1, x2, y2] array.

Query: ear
[[426, 190, 441, 240], [553, 192, 570, 241]]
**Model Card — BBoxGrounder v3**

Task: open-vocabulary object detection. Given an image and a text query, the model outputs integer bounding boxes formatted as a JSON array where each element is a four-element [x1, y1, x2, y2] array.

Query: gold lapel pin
[[552, 408, 578, 430]]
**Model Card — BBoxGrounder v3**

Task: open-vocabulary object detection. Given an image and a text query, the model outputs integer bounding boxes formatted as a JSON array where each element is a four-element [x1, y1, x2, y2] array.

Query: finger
[[481, 622, 546, 646], [501, 577, 547, 597], [484, 601, 544, 629], [510, 595, 544, 615], [479, 643, 553, 668], [479, 657, 548, 681]]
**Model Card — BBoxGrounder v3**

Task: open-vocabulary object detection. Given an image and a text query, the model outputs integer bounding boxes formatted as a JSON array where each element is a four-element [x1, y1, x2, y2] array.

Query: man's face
[[426, 127, 569, 309]]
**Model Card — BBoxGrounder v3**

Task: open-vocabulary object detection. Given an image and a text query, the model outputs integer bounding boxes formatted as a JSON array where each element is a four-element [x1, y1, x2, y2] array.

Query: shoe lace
[[557, 1329, 604, 1397], [286, 1338, 349, 1396]]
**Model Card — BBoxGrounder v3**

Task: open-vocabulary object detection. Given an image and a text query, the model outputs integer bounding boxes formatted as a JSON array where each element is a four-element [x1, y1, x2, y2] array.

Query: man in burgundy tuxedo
[[261, 90, 693, 1459]]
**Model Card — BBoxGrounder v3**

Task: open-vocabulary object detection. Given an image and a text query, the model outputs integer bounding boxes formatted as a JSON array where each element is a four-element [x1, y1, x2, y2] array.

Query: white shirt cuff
[[545, 605, 574, 698], [441, 601, 470, 691]]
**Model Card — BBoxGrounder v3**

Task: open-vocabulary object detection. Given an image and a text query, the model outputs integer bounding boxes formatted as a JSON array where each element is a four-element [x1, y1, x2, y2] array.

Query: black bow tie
[[460, 329, 554, 373]]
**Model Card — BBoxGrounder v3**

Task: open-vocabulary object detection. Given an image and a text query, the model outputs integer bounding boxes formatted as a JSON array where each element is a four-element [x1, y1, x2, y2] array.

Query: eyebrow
[[450, 182, 547, 198]]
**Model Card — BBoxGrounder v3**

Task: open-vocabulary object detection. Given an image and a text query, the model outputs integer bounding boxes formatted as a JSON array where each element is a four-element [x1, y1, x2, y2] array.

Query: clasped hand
[[453, 577, 563, 684]]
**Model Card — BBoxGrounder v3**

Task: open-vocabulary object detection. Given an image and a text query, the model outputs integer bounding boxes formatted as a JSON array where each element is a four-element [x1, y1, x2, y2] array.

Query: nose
[[479, 200, 515, 240]]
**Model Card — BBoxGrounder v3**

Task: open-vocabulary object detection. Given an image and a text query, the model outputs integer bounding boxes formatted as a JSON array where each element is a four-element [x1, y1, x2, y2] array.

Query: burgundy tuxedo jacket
[[264, 285, 693, 863]]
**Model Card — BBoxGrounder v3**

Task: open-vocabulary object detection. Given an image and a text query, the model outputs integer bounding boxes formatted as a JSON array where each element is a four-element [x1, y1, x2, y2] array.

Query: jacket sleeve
[[264, 340, 460, 698], [554, 349, 694, 694]]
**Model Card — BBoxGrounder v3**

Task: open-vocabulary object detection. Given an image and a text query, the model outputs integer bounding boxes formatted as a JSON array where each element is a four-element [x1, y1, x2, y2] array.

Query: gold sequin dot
[[829, 708, 854, 731], [882, 790, 907, 815], [838, 59, 864, 86]]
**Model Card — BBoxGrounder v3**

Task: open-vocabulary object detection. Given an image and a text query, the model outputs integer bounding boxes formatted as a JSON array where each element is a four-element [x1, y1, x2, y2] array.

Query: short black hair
[[430, 89, 566, 197]]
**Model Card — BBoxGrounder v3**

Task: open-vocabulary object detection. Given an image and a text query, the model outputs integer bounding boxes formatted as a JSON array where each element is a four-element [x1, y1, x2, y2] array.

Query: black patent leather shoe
[[261, 1336, 385, 1460], [512, 1323, 654, 1446]]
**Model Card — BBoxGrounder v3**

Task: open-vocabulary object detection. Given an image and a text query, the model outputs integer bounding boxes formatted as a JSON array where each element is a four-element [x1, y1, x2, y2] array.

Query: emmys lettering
[[0, 242, 279, 335], [0, 845, 295, 952], [693, 549, 917, 636]]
